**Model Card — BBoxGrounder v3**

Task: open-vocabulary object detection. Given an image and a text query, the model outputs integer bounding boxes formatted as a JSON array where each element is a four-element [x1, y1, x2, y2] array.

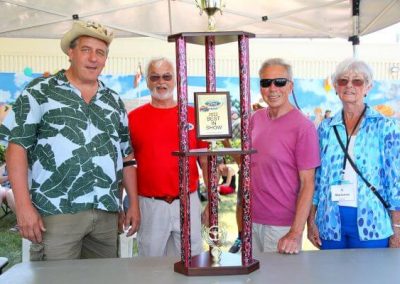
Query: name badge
[[331, 183, 355, 202]]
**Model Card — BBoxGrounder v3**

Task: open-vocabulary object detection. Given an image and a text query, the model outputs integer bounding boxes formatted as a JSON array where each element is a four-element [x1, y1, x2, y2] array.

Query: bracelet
[[123, 160, 136, 167], [392, 224, 400, 228]]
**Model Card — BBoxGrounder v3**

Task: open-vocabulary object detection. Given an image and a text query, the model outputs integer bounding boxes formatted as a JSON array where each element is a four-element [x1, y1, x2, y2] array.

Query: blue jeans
[[321, 206, 389, 250]]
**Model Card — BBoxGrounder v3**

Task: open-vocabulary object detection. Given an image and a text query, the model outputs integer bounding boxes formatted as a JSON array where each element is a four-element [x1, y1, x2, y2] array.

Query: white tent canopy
[[1, 0, 400, 41]]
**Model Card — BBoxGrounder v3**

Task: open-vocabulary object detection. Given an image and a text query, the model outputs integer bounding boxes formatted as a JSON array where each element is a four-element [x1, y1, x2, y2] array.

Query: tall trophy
[[195, 0, 224, 31], [169, 19, 259, 276]]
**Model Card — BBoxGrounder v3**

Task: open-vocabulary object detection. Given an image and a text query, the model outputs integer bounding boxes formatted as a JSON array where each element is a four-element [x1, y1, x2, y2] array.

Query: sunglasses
[[336, 78, 365, 87], [148, 74, 173, 82], [260, 78, 290, 88]]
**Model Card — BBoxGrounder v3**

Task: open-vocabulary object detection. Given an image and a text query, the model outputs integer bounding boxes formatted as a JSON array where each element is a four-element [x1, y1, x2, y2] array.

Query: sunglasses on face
[[260, 78, 290, 88], [336, 78, 365, 87], [148, 74, 173, 82]]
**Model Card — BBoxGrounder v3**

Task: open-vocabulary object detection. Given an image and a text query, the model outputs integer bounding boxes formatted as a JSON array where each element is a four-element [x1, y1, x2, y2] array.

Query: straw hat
[[60, 20, 114, 55]]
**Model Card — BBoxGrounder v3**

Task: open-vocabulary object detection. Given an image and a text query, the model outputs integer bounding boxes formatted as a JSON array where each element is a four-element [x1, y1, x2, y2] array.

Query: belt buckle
[[165, 196, 177, 204]]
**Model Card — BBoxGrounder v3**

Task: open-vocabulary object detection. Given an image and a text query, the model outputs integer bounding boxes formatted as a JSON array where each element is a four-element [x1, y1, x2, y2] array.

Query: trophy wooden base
[[174, 252, 260, 276]]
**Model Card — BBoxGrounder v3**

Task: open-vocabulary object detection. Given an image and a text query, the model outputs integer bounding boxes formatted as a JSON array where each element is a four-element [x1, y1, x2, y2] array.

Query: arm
[[390, 211, 400, 248], [220, 167, 234, 187], [306, 122, 325, 249], [277, 168, 315, 254], [384, 119, 400, 248], [199, 155, 208, 188], [199, 155, 209, 225], [6, 143, 46, 243], [122, 154, 140, 237], [307, 204, 321, 248]]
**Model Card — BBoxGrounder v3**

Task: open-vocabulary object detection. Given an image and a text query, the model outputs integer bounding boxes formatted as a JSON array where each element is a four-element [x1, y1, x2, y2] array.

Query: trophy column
[[174, 35, 192, 266], [169, 31, 259, 276], [205, 35, 219, 230], [237, 34, 253, 266]]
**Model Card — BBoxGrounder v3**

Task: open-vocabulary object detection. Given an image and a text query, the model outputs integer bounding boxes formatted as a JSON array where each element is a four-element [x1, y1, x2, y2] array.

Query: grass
[[0, 210, 21, 272]]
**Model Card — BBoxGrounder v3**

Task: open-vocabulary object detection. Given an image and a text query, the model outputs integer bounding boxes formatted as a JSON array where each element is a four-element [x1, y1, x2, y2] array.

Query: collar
[[328, 105, 382, 127], [54, 69, 69, 85], [54, 69, 105, 90], [53, 70, 106, 101]]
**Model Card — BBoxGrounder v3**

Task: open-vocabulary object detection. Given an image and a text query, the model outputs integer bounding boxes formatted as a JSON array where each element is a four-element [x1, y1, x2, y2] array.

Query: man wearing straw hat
[[0, 20, 140, 261]]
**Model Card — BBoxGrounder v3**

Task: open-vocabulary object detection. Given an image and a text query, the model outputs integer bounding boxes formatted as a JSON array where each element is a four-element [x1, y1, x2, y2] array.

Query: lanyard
[[333, 125, 390, 209], [341, 105, 367, 173]]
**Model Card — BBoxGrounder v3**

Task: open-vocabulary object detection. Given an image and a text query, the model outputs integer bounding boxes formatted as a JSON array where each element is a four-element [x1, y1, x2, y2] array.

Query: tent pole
[[350, 0, 360, 58], [168, 0, 173, 35]]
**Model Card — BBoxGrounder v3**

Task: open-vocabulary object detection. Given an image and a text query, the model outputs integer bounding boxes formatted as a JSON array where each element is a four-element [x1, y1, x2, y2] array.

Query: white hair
[[258, 58, 293, 80], [332, 58, 373, 85], [145, 57, 175, 80]]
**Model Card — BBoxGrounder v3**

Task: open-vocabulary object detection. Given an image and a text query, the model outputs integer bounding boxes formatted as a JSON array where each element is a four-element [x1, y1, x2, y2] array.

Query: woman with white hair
[[307, 58, 400, 249]]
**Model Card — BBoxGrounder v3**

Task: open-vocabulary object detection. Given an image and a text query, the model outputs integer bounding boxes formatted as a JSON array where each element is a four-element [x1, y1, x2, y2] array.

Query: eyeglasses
[[336, 78, 365, 87], [260, 78, 290, 88], [148, 74, 173, 82]]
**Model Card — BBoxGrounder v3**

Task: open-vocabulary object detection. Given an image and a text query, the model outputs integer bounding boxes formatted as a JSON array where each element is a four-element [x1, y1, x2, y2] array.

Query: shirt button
[[94, 179, 98, 183], [93, 147, 97, 151]]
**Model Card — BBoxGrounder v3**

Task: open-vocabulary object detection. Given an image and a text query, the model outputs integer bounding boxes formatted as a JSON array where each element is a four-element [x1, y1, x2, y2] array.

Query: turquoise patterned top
[[313, 106, 400, 241], [0, 70, 132, 216]]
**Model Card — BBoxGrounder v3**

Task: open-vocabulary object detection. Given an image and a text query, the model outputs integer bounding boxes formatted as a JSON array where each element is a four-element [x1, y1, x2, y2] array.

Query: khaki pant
[[252, 223, 302, 253], [30, 209, 118, 261], [137, 192, 202, 257]]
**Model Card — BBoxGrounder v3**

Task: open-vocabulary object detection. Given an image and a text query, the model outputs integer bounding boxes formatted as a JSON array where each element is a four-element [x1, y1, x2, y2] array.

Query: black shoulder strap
[[333, 126, 389, 209]]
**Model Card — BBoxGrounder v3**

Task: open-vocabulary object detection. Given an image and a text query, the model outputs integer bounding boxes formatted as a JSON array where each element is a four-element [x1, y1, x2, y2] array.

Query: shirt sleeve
[[117, 98, 133, 157], [295, 121, 321, 171], [1, 89, 42, 149], [383, 118, 400, 210], [312, 121, 328, 206]]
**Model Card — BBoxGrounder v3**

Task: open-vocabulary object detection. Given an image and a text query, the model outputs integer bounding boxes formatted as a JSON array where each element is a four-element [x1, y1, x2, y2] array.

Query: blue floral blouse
[[313, 106, 400, 241]]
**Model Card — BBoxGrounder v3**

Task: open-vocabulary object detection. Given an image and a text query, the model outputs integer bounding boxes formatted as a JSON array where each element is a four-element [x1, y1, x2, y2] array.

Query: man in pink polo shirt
[[251, 58, 320, 254]]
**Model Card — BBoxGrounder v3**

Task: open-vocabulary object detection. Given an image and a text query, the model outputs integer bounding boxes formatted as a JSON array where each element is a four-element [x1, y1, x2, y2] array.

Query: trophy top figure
[[195, 0, 225, 31], [202, 225, 227, 264]]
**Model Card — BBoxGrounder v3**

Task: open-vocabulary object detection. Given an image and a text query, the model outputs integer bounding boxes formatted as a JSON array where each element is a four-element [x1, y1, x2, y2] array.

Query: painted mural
[[0, 72, 399, 123]]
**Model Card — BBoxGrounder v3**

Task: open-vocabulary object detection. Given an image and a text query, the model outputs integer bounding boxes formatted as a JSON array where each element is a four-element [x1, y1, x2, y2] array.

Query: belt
[[145, 195, 180, 204]]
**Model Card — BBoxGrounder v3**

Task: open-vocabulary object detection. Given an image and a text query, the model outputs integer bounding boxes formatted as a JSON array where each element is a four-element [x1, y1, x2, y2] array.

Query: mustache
[[268, 92, 281, 96], [155, 83, 169, 88]]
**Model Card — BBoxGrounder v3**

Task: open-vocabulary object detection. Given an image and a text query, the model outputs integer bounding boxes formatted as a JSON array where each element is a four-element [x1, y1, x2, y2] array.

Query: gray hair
[[146, 57, 175, 79], [258, 58, 293, 80], [332, 58, 373, 85]]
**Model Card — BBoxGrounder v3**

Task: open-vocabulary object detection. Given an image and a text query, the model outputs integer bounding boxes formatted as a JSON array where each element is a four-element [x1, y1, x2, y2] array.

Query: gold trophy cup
[[195, 0, 225, 31]]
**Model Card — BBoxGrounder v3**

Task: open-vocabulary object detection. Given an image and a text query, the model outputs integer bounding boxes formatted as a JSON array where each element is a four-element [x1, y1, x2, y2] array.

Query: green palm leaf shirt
[[0, 70, 132, 216]]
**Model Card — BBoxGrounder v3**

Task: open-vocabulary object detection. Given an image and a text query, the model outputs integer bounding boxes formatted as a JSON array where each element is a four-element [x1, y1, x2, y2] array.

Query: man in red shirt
[[128, 57, 208, 256]]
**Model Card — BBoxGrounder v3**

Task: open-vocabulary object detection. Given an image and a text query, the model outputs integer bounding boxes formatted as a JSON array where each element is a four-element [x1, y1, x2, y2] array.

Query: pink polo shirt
[[251, 108, 320, 226]]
